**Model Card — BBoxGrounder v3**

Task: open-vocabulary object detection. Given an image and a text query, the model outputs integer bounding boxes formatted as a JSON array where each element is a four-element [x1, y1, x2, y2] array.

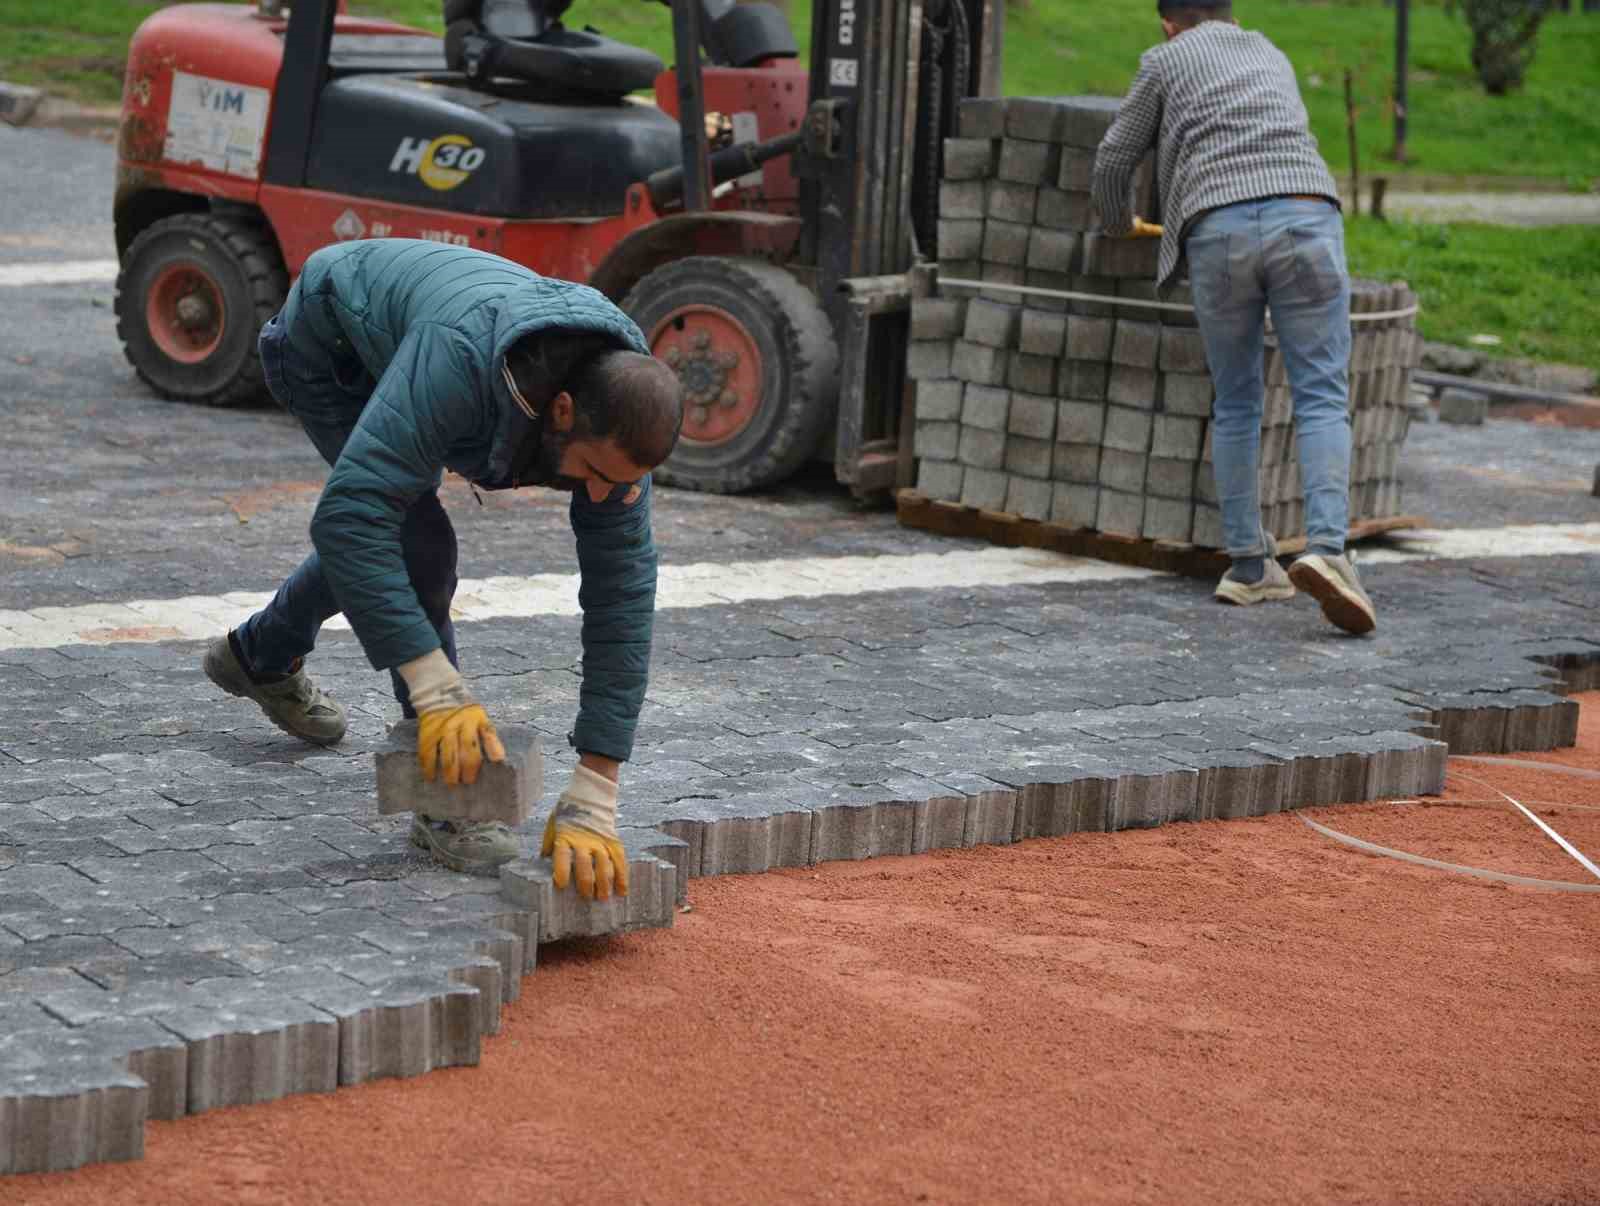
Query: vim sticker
[[390, 134, 487, 191]]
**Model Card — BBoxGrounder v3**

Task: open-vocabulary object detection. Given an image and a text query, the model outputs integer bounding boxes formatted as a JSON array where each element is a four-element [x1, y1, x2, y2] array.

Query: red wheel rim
[[145, 261, 225, 365], [649, 305, 764, 446]]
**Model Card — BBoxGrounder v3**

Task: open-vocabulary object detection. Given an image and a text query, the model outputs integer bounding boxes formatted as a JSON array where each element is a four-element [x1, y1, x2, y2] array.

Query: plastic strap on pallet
[[934, 273, 1422, 324]]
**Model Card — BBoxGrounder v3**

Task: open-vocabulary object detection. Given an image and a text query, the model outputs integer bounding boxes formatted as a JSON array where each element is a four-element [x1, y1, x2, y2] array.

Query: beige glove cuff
[[397, 648, 472, 715], [554, 763, 619, 833]]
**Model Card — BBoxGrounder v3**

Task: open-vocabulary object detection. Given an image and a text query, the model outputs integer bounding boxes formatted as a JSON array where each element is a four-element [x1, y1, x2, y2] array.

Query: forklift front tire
[[625, 256, 839, 494], [115, 212, 288, 407]]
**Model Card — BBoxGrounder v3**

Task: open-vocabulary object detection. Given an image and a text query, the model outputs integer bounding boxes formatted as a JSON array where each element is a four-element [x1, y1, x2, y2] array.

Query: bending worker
[[203, 239, 684, 894]]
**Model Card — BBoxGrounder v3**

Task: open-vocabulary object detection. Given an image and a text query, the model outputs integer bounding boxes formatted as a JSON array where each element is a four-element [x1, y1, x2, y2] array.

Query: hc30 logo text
[[389, 134, 486, 191]]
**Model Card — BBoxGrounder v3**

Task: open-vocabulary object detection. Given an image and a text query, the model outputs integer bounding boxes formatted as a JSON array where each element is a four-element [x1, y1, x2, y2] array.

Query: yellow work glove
[[398, 649, 506, 786], [540, 763, 628, 900], [1129, 217, 1164, 238]]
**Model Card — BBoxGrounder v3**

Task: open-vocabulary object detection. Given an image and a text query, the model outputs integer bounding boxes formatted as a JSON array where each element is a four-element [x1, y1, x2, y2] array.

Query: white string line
[[1450, 769, 1600, 884], [1387, 797, 1600, 814], [1297, 812, 1600, 894], [1453, 755, 1600, 783], [934, 274, 1422, 323]]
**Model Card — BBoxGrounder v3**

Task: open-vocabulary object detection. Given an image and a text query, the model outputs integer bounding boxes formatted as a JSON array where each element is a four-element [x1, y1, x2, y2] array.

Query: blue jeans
[[235, 313, 459, 716], [1185, 198, 1353, 560]]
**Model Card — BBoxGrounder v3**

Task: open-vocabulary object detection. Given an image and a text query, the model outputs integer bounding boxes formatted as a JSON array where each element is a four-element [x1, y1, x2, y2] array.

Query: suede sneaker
[[1213, 557, 1296, 606], [203, 633, 347, 745], [1288, 553, 1377, 635], [409, 815, 522, 876]]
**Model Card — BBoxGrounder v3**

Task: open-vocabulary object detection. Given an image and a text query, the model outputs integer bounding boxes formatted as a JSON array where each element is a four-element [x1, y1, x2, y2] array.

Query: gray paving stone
[[951, 340, 1007, 386], [1005, 474, 1054, 521], [1007, 353, 1057, 396], [1096, 489, 1146, 537], [906, 340, 954, 381], [915, 378, 964, 422], [1111, 320, 1160, 369], [1107, 365, 1159, 410], [1051, 482, 1100, 528], [1026, 228, 1079, 274], [910, 297, 967, 341], [1018, 309, 1067, 358], [961, 384, 1011, 431], [500, 852, 675, 941], [943, 137, 996, 180], [916, 459, 964, 503], [939, 179, 986, 219], [1035, 188, 1091, 231], [960, 468, 1009, 512], [958, 426, 1006, 471], [1159, 326, 1209, 373], [914, 420, 960, 461], [957, 97, 1008, 139], [963, 298, 1022, 349], [985, 181, 1037, 225], [1102, 407, 1153, 455], [937, 218, 984, 261], [156, 999, 337, 1114], [982, 219, 1030, 267], [1060, 360, 1109, 402], [295, 973, 482, 1086], [1055, 400, 1107, 446], [0, 1062, 146, 1174], [1007, 392, 1058, 441]]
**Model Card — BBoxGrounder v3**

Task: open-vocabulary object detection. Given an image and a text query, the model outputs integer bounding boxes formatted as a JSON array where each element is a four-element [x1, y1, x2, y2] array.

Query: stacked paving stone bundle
[[908, 94, 1421, 549]]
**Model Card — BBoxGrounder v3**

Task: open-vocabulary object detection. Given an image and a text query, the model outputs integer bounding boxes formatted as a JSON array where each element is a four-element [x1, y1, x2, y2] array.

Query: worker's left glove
[[540, 763, 628, 900], [1128, 216, 1164, 238]]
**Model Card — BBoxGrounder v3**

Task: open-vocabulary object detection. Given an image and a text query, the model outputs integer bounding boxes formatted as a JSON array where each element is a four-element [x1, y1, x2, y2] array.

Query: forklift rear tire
[[624, 256, 838, 494], [115, 212, 288, 407]]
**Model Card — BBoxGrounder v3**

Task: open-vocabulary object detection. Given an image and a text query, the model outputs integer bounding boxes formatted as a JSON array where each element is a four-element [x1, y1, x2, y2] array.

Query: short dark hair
[[1160, 2, 1231, 28], [568, 350, 684, 470]]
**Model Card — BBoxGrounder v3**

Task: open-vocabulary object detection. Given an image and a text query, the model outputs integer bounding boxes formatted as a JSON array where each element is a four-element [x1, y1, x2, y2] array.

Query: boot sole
[[408, 823, 510, 878], [203, 642, 347, 746], [1288, 561, 1377, 635], [1213, 578, 1296, 606]]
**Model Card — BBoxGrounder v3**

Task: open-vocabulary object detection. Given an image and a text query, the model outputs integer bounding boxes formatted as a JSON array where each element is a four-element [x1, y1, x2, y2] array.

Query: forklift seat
[[443, 0, 664, 98]]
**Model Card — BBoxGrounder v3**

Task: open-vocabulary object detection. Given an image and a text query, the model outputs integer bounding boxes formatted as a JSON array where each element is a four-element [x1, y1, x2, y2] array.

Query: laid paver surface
[[3, 122, 1600, 1172]]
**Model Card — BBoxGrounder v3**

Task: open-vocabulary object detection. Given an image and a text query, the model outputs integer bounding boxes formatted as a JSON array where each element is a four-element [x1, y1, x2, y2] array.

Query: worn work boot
[[409, 814, 522, 876], [1213, 557, 1296, 606], [203, 634, 348, 745], [1288, 553, 1377, 635]]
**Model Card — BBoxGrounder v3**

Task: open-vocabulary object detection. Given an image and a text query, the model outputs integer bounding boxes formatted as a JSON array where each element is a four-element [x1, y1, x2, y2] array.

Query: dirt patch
[[15, 696, 1600, 1205], [219, 481, 323, 523]]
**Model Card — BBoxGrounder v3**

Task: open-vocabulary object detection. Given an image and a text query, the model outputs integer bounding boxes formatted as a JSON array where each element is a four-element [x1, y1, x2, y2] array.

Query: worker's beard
[[528, 415, 585, 494]]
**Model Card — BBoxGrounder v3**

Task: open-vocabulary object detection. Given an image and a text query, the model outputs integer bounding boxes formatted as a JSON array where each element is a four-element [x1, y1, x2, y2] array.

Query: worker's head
[[539, 350, 684, 502], [1157, 0, 1233, 39]]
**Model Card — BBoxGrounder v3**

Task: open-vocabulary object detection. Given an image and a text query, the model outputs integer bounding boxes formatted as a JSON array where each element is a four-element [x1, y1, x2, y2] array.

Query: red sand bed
[[18, 696, 1600, 1206]]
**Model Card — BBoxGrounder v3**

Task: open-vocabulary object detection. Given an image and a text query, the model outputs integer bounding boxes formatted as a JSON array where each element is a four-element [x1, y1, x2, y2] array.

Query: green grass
[[6, 0, 1598, 184], [1345, 217, 1600, 371]]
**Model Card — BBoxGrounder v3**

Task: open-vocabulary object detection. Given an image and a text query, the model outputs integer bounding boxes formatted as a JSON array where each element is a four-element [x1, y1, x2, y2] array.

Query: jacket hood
[[478, 274, 651, 489]]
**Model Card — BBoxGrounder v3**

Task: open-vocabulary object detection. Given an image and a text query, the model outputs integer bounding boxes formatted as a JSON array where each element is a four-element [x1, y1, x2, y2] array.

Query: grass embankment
[[3, 1, 1596, 366], [1345, 218, 1600, 373], [7, 0, 1598, 186]]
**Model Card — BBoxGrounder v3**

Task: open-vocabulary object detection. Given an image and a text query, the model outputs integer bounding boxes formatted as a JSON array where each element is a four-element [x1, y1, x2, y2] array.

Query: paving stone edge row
[[2, 658, 1593, 1176]]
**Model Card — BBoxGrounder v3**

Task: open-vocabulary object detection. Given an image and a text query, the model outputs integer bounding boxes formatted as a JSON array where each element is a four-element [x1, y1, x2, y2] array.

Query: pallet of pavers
[[905, 94, 1423, 567]]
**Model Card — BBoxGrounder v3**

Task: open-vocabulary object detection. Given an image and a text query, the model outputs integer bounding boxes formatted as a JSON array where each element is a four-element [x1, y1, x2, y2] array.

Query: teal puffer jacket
[[274, 239, 655, 763]]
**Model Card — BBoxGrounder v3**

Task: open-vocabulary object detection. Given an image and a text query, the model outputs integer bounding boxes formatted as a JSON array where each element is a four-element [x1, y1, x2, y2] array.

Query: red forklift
[[113, 0, 1001, 493]]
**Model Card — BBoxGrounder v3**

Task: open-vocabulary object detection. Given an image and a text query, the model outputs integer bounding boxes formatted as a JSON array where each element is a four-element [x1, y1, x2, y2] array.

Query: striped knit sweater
[[1091, 21, 1341, 289]]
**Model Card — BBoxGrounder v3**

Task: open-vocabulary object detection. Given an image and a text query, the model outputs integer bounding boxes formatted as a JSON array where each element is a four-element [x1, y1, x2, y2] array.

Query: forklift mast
[[800, 0, 1002, 494]]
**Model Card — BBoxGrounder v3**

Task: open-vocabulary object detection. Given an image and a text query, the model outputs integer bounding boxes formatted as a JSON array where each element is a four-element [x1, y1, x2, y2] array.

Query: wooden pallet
[[895, 490, 1425, 580]]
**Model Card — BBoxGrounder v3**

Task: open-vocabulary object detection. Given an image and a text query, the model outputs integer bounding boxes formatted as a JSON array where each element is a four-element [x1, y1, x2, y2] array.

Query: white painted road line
[[1, 522, 1597, 653], [0, 259, 120, 288], [0, 548, 1158, 651], [1358, 521, 1600, 563]]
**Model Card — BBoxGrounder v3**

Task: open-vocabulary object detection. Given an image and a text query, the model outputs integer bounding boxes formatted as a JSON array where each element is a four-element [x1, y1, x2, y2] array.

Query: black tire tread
[[623, 255, 838, 494], [115, 211, 288, 407]]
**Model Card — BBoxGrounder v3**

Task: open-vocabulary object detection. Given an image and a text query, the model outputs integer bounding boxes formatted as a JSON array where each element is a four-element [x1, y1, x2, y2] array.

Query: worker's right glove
[[398, 649, 506, 787], [1128, 216, 1164, 238], [540, 764, 628, 900]]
